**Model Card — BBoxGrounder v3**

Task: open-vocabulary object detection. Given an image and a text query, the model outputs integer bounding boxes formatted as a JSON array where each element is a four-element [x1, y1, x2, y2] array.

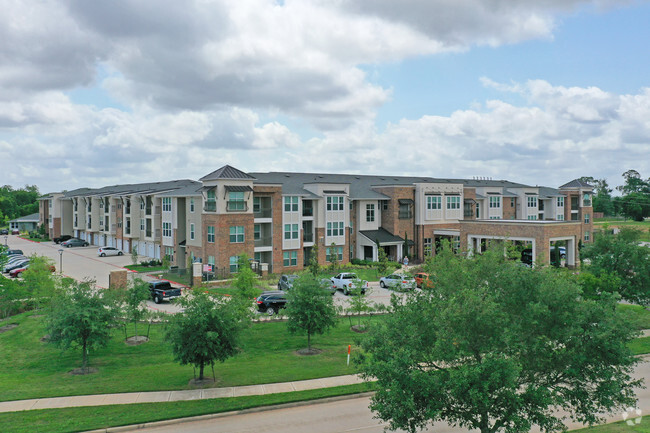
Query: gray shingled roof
[[9, 213, 39, 223], [200, 165, 256, 181], [559, 179, 593, 189], [538, 187, 564, 198], [359, 228, 407, 245], [63, 180, 200, 198]]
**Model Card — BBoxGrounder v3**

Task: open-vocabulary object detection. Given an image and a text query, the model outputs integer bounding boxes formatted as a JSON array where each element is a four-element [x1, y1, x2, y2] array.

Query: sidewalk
[[0, 374, 365, 413]]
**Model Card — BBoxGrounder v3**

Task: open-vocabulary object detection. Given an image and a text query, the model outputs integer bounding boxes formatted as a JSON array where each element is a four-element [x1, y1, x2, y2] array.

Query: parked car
[[3, 259, 29, 273], [4, 255, 27, 268], [319, 278, 337, 295], [97, 247, 124, 257], [61, 238, 89, 248], [149, 281, 182, 304], [11, 229, 19, 235], [9, 264, 55, 278], [53, 235, 72, 244], [379, 274, 416, 291], [2, 249, 23, 257], [330, 272, 368, 295], [0, 229, 8, 235], [256, 291, 288, 316], [277, 274, 298, 290], [414, 272, 434, 289]]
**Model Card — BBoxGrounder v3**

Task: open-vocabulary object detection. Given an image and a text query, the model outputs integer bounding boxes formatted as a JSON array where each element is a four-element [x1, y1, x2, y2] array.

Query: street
[[114, 357, 650, 433]]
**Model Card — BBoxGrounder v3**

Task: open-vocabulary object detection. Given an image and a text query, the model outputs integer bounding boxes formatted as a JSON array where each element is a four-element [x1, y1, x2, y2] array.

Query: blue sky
[[1, 0, 649, 193]]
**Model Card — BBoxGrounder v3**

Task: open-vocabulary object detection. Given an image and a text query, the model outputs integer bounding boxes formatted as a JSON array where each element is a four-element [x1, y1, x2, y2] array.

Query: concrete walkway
[[0, 374, 365, 413]]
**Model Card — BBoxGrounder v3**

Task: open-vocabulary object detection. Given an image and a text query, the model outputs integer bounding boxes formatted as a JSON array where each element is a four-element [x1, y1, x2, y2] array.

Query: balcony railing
[[254, 207, 272, 218], [254, 236, 273, 247], [227, 201, 248, 212], [303, 232, 314, 243], [204, 201, 217, 212], [302, 207, 313, 217]]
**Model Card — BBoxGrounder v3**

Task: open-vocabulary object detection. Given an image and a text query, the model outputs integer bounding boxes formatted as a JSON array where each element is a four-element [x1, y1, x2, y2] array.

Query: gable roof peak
[[199, 165, 256, 181]]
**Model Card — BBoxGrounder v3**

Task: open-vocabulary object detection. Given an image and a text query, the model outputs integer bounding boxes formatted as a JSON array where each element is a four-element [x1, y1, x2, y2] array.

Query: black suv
[[277, 274, 298, 291], [53, 235, 72, 244], [0, 229, 8, 235], [256, 291, 287, 316]]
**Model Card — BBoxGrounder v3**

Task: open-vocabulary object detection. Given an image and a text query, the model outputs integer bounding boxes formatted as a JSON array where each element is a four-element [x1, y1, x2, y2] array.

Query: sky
[[1, 0, 650, 194]]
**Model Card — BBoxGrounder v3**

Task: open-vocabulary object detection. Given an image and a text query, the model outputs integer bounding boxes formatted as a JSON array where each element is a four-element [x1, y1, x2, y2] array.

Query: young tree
[[285, 274, 337, 352], [328, 242, 338, 270], [581, 227, 650, 306], [358, 247, 641, 433], [47, 281, 119, 372], [308, 242, 320, 276], [21, 255, 57, 309], [122, 278, 151, 339], [376, 240, 389, 275], [230, 254, 258, 318], [131, 244, 138, 266], [166, 292, 243, 381], [345, 284, 374, 329]]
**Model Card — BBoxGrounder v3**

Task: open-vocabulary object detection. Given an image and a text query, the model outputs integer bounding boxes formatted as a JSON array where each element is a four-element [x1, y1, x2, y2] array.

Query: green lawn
[[594, 219, 650, 242], [0, 383, 376, 433], [573, 416, 650, 433], [617, 304, 650, 330], [0, 311, 373, 402], [123, 264, 167, 273]]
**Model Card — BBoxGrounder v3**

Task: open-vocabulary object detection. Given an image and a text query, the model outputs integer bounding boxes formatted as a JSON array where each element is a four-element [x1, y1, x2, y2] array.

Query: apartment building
[[39, 165, 593, 276]]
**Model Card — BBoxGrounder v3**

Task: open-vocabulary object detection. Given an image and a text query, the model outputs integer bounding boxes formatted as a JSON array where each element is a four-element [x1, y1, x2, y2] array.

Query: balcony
[[254, 236, 273, 248], [303, 232, 314, 243], [302, 207, 313, 217], [254, 207, 272, 218], [204, 201, 217, 212]]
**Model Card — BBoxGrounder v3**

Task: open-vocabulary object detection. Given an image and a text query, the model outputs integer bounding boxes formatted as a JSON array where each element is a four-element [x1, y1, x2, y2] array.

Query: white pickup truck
[[330, 272, 369, 295]]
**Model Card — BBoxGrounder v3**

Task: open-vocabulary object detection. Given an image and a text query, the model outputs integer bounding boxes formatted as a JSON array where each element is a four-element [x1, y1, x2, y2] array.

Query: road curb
[[82, 391, 376, 433]]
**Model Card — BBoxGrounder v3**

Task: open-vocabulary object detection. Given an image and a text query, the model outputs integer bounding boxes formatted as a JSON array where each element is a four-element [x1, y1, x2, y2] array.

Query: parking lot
[[4, 235, 408, 315]]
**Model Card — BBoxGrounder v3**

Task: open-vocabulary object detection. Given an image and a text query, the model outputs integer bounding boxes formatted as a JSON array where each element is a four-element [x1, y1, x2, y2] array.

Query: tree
[[230, 254, 259, 318], [345, 284, 374, 330], [358, 247, 640, 433], [308, 242, 320, 276], [285, 274, 337, 352], [21, 255, 58, 309], [131, 244, 138, 266], [328, 242, 338, 270], [122, 278, 151, 339], [615, 170, 650, 221], [376, 240, 389, 275], [166, 292, 243, 381], [581, 227, 650, 306], [46, 281, 119, 372]]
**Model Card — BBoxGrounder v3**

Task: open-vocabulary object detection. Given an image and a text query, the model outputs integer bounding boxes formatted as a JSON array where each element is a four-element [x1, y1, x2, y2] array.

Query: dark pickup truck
[[149, 281, 182, 304]]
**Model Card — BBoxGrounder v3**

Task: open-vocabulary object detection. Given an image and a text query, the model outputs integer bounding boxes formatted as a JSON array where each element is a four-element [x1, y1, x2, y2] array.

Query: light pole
[[58, 249, 63, 274], [3, 235, 6, 246]]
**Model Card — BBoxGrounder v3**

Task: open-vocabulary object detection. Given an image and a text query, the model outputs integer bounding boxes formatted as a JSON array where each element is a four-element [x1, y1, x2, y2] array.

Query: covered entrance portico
[[358, 228, 405, 262], [460, 220, 582, 267]]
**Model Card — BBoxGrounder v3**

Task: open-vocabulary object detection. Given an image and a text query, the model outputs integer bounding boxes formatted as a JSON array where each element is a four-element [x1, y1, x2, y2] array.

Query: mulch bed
[[0, 324, 18, 334]]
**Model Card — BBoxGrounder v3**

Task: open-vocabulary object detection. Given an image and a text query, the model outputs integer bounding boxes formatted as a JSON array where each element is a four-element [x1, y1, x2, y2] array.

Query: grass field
[[0, 383, 376, 433], [593, 218, 650, 241], [617, 304, 650, 330], [573, 416, 649, 433], [0, 311, 374, 402]]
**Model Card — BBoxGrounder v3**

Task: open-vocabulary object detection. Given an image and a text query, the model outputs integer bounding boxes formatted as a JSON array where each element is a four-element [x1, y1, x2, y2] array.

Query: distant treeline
[[580, 169, 650, 221], [0, 185, 40, 225]]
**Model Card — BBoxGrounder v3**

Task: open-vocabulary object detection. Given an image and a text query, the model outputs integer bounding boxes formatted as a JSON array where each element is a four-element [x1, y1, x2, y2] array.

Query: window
[[190, 198, 195, 213], [424, 238, 432, 256], [206, 190, 216, 211], [326, 246, 343, 262], [527, 215, 538, 220], [284, 196, 299, 212], [230, 226, 244, 243], [162, 197, 172, 212], [557, 196, 564, 207], [489, 196, 501, 208], [556, 214, 564, 221], [140, 199, 144, 210], [254, 224, 261, 240], [452, 236, 461, 252], [399, 202, 412, 219], [584, 213, 590, 224], [207, 226, 215, 243], [208, 256, 215, 266], [253, 197, 261, 213], [489, 216, 501, 219], [229, 256, 239, 273], [190, 223, 195, 240], [527, 196, 538, 208], [327, 221, 344, 237], [382, 201, 388, 210], [283, 251, 298, 267], [366, 204, 375, 222], [427, 196, 441, 210], [584, 231, 591, 241], [583, 193, 592, 207], [284, 224, 299, 240], [165, 247, 174, 262], [228, 191, 245, 211], [326, 196, 344, 211], [511, 198, 515, 207], [140, 218, 145, 231], [162, 222, 172, 237], [446, 196, 460, 210]]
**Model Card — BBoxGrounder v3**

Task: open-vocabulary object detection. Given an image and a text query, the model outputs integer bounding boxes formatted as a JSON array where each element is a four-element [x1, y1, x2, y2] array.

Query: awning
[[398, 199, 413, 205], [323, 190, 347, 194], [225, 185, 253, 192], [359, 228, 414, 246]]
